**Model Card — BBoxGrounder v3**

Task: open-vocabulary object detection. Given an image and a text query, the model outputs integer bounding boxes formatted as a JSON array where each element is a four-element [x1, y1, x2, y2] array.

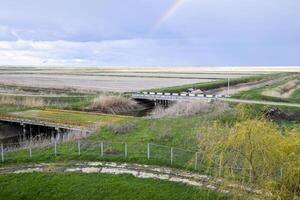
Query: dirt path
[[221, 98, 300, 107], [207, 75, 291, 96], [0, 161, 261, 196]]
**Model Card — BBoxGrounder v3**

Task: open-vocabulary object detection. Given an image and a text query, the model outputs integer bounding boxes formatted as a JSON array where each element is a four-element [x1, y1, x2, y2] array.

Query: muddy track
[[206, 75, 291, 96]]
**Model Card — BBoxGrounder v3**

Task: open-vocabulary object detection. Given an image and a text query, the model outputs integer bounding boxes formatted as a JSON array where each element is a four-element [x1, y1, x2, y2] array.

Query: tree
[[198, 107, 300, 199]]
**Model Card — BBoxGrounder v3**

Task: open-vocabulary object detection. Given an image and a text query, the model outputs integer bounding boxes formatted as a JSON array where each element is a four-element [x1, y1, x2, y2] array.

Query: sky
[[0, 0, 300, 66]]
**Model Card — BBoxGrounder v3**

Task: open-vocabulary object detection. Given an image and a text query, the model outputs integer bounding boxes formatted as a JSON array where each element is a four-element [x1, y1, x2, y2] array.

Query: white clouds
[[0, 38, 202, 66], [0, 0, 300, 66], [0, 37, 300, 66]]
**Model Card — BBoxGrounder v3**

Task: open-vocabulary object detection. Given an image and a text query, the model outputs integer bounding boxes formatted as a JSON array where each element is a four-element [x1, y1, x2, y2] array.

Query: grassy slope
[[0, 173, 226, 200], [0, 104, 32, 113], [147, 74, 275, 93], [2, 107, 299, 164], [0, 115, 207, 167], [290, 88, 300, 100], [90, 115, 205, 148]]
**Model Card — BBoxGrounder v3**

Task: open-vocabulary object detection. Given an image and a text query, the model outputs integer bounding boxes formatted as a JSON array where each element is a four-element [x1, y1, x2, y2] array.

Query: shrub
[[109, 122, 137, 135], [89, 95, 139, 114], [152, 100, 229, 117], [157, 129, 173, 141], [197, 110, 300, 199]]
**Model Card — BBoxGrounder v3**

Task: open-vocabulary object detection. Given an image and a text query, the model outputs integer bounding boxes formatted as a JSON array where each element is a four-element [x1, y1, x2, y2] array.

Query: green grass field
[[0, 172, 226, 200]]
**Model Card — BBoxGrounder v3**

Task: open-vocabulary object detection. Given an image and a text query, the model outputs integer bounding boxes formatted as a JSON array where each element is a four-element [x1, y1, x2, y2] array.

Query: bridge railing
[[132, 91, 224, 99]]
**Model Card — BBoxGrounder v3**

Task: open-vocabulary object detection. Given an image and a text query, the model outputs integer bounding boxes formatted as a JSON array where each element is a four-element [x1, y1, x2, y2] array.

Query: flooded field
[[0, 74, 211, 92], [0, 67, 261, 92]]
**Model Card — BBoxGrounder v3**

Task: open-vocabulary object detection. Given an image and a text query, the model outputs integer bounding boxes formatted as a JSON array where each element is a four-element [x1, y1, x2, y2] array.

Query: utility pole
[[227, 75, 230, 97]]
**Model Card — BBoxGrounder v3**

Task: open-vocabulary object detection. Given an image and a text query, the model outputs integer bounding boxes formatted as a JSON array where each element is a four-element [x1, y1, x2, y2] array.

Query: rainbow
[[151, 0, 185, 33]]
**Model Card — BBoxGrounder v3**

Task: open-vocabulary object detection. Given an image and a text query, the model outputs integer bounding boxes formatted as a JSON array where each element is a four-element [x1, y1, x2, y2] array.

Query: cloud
[[0, 38, 207, 66], [1, 37, 299, 66], [0, 0, 300, 66]]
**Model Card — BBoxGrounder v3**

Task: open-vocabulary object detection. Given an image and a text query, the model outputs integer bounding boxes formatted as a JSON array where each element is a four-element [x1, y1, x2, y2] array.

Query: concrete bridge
[[0, 116, 91, 142], [131, 92, 224, 106], [132, 91, 224, 100]]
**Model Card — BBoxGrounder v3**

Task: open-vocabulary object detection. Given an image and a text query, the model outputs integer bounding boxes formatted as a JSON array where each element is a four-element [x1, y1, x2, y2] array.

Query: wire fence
[[0, 140, 285, 183]]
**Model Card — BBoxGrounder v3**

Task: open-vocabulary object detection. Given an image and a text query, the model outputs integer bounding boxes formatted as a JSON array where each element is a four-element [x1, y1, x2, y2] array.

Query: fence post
[[147, 143, 150, 160], [29, 141, 32, 159], [249, 167, 252, 183], [170, 147, 174, 165], [1, 144, 4, 162], [124, 143, 127, 158], [194, 152, 198, 170], [78, 140, 81, 156], [219, 157, 222, 177], [280, 168, 283, 178], [54, 141, 57, 156], [100, 142, 104, 157]]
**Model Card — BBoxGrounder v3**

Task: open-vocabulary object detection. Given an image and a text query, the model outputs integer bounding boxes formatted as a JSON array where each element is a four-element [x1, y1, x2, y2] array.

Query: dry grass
[[0, 96, 47, 107], [89, 95, 139, 114], [108, 122, 137, 135], [152, 100, 230, 117]]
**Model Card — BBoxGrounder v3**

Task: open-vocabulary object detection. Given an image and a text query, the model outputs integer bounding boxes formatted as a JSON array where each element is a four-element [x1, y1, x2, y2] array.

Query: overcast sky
[[0, 0, 299, 66]]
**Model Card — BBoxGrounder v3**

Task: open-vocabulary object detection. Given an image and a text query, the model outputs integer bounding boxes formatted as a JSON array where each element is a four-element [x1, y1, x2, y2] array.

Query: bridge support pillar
[[29, 125, 33, 142], [55, 127, 63, 142], [22, 124, 26, 142]]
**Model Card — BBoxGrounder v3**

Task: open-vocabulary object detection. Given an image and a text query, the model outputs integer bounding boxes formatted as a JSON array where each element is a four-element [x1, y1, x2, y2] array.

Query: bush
[[109, 122, 137, 135], [152, 100, 229, 117], [89, 95, 139, 114], [197, 108, 300, 199]]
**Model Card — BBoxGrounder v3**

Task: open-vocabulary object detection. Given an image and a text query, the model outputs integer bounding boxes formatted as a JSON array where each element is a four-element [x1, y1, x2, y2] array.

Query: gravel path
[[221, 98, 300, 107], [207, 75, 291, 96]]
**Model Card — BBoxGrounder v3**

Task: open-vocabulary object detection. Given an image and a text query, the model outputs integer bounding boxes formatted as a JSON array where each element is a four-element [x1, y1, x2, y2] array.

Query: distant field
[[0, 67, 266, 92], [0, 74, 209, 92]]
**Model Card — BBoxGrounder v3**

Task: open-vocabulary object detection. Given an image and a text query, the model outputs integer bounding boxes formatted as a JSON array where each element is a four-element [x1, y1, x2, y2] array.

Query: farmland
[[0, 67, 299, 200]]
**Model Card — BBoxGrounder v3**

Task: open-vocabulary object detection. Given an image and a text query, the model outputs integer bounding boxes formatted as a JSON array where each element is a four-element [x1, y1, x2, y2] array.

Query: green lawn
[[0, 172, 227, 200]]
